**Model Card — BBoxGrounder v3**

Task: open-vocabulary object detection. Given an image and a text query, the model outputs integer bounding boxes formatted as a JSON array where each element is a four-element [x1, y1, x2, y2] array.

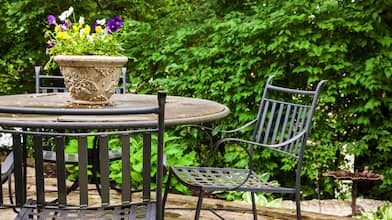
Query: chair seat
[[171, 166, 296, 193], [16, 201, 156, 220], [42, 149, 122, 163]]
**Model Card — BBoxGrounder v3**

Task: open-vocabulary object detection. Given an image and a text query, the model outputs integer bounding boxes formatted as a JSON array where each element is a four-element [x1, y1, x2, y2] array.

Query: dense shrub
[[126, 0, 392, 199], [1, 0, 391, 200]]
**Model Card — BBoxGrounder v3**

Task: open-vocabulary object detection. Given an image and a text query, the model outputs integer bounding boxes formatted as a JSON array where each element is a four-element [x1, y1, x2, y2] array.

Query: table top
[[0, 93, 230, 127]]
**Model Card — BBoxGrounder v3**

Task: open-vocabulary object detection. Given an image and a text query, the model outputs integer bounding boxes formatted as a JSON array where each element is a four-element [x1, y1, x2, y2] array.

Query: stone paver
[[0, 167, 365, 219]]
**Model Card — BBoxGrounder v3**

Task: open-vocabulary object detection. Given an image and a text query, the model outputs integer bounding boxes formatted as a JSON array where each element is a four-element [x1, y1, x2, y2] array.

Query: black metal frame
[[31, 66, 128, 196], [0, 91, 166, 220], [34, 66, 127, 94], [163, 77, 326, 220]]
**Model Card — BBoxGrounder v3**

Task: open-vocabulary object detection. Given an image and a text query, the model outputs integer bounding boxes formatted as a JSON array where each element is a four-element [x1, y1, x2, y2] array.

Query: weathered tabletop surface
[[0, 93, 230, 126]]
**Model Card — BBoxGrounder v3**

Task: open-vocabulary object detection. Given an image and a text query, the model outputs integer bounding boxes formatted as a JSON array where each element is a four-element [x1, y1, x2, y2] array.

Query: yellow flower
[[56, 32, 71, 40], [95, 26, 103, 34], [54, 25, 60, 32], [84, 25, 91, 35], [73, 23, 81, 31]]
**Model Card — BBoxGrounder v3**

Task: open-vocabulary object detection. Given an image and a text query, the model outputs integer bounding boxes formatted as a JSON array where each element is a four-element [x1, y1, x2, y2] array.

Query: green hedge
[[1, 0, 391, 200], [126, 0, 392, 199]]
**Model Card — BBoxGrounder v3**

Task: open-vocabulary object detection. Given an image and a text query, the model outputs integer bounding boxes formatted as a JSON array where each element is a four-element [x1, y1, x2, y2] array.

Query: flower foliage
[[45, 7, 124, 57]]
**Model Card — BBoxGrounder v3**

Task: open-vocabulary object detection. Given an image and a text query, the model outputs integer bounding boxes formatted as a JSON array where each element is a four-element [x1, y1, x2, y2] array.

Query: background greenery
[[1, 0, 391, 201]]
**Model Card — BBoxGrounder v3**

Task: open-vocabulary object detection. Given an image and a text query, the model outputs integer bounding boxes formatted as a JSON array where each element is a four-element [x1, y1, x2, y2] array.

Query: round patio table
[[0, 93, 230, 127]]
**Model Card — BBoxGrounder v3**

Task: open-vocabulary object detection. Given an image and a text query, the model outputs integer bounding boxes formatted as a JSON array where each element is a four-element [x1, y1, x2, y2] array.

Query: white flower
[[80, 28, 85, 36], [87, 35, 94, 42], [78, 16, 85, 24], [96, 19, 106, 26], [59, 6, 74, 21], [0, 133, 12, 148], [66, 6, 74, 17]]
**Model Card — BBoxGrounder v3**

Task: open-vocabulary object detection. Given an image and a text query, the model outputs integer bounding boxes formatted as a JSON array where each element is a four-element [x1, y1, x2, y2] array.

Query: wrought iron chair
[[34, 66, 127, 94], [34, 66, 129, 193], [34, 65, 127, 162], [163, 76, 326, 220], [0, 91, 166, 220]]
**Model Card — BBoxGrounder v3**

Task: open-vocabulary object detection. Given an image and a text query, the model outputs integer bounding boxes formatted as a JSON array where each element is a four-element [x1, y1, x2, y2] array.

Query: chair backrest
[[35, 66, 127, 94], [252, 77, 326, 159], [0, 92, 166, 219]]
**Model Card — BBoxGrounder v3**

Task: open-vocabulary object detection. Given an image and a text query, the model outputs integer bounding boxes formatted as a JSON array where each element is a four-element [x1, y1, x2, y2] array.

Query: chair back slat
[[253, 78, 324, 158], [33, 135, 45, 206], [263, 101, 276, 144], [143, 133, 152, 201], [78, 136, 89, 207], [255, 100, 269, 143], [279, 104, 291, 144], [12, 133, 25, 206], [99, 135, 110, 205], [55, 136, 67, 206], [286, 104, 297, 146], [121, 134, 131, 203], [271, 103, 284, 144]]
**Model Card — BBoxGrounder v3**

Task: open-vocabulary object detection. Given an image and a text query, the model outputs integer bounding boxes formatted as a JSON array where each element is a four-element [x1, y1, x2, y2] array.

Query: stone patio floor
[[0, 166, 386, 219]]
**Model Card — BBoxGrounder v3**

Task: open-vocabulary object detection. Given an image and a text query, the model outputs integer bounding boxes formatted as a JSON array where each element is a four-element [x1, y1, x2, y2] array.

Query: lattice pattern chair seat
[[171, 166, 295, 193], [18, 201, 156, 220]]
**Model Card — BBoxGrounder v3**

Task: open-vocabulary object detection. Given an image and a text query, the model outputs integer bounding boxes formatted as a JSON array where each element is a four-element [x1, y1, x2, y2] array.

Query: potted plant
[[45, 6, 128, 105]]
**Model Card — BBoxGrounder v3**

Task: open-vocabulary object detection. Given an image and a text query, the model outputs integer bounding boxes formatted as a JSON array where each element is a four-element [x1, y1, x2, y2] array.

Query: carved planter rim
[[54, 55, 128, 67]]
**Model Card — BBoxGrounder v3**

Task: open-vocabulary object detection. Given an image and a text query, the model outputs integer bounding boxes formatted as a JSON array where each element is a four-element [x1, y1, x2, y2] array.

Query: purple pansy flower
[[47, 15, 57, 26], [60, 25, 67, 32], [107, 16, 123, 33], [46, 40, 56, 54], [92, 19, 106, 32], [92, 21, 99, 32], [47, 40, 56, 49], [65, 20, 73, 28]]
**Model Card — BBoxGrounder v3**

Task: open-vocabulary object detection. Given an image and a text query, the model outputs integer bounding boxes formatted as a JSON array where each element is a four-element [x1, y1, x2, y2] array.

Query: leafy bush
[[108, 132, 198, 192], [1, 0, 391, 200], [362, 203, 392, 220], [126, 0, 392, 199]]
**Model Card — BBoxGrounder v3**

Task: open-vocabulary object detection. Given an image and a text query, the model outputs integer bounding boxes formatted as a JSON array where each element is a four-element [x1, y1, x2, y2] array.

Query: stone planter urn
[[54, 55, 128, 105]]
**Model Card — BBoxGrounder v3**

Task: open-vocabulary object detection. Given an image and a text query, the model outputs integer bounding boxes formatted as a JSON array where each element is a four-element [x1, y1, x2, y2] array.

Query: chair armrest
[[184, 119, 256, 134], [218, 119, 257, 134], [179, 119, 257, 147], [216, 130, 306, 148], [215, 130, 307, 157]]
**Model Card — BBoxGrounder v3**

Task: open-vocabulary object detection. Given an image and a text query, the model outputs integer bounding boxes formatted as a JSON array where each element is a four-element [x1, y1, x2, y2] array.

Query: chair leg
[[194, 190, 204, 220], [295, 191, 301, 220], [8, 173, 18, 213], [251, 192, 257, 220], [162, 170, 172, 214]]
